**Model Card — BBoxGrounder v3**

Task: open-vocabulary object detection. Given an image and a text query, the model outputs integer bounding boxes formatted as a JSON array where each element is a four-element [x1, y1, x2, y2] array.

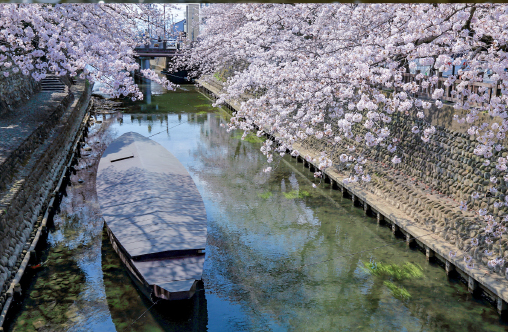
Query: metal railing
[[391, 72, 502, 108]]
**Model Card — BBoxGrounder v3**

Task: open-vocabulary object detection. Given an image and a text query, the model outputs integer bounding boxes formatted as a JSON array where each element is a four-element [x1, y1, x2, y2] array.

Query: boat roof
[[96, 132, 207, 260]]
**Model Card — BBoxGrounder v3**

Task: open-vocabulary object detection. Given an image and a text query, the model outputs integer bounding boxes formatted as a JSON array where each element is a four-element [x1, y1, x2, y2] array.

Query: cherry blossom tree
[[0, 3, 176, 100], [182, 3, 508, 271]]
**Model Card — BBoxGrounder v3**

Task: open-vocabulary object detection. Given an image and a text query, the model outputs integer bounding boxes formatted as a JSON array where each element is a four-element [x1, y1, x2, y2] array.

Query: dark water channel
[[5, 82, 508, 331]]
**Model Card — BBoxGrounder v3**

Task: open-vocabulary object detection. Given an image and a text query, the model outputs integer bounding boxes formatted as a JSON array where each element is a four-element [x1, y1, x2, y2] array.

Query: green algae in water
[[258, 192, 273, 199], [362, 261, 423, 280], [282, 190, 311, 199], [232, 133, 266, 143], [384, 281, 411, 300]]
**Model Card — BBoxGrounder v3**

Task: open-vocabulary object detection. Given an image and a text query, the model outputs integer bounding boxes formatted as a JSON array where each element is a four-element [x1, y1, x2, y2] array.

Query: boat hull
[[97, 132, 207, 302]]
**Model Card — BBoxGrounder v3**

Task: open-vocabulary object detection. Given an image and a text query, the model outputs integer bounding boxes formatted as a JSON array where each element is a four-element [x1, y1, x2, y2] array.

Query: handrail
[[388, 72, 502, 108]]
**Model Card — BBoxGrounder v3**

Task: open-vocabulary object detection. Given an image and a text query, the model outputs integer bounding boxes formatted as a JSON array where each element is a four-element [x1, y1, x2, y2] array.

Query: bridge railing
[[134, 48, 178, 54], [386, 72, 502, 108]]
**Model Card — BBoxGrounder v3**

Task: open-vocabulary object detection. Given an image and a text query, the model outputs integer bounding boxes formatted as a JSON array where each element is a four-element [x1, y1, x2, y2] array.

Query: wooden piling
[[426, 246, 435, 261], [469, 276, 479, 295], [497, 297, 508, 315], [406, 233, 414, 247], [445, 261, 455, 276], [392, 223, 398, 235]]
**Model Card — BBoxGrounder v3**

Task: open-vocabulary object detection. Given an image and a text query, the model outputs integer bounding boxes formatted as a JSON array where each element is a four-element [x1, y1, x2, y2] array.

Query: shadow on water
[[101, 227, 208, 332]]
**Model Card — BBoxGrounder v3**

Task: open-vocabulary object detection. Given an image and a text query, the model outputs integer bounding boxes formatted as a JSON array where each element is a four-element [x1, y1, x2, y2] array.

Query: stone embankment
[[197, 76, 508, 314], [0, 69, 40, 117], [0, 77, 92, 326]]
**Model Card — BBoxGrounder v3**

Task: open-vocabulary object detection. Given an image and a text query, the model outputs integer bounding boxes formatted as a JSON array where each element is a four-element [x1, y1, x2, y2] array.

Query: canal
[[4, 81, 508, 331]]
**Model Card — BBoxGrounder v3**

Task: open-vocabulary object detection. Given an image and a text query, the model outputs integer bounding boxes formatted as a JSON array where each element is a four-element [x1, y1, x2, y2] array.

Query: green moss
[[258, 192, 273, 199], [282, 190, 311, 199], [194, 104, 213, 108], [384, 281, 411, 300], [213, 72, 226, 82], [362, 261, 423, 280], [232, 133, 266, 143]]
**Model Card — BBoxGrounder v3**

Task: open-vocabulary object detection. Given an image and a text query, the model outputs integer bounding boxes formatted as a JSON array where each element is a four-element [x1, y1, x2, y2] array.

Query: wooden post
[[492, 80, 501, 102], [392, 223, 398, 235], [445, 261, 455, 276], [364, 203, 369, 215], [28, 250, 37, 265], [352, 194, 357, 207], [377, 212, 384, 226], [406, 233, 414, 247], [13, 283, 22, 300], [468, 276, 479, 295], [497, 297, 508, 315], [426, 246, 435, 261]]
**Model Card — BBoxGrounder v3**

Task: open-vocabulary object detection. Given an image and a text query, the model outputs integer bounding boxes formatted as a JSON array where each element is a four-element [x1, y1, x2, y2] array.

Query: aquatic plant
[[258, 192, 273, 199], [362, 261, 423, 280], [362, 261, 423, 300], [384, 281, 411, 300], [282, 190, 311, 199], [232, 133, 266, 143]]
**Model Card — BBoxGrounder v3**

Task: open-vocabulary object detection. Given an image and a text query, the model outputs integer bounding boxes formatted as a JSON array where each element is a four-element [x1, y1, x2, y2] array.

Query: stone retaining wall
[[0, 80, 91, 311], [0, 70, 40, 117], [300, 110, 506, 271], [0, 93, 73, 193]]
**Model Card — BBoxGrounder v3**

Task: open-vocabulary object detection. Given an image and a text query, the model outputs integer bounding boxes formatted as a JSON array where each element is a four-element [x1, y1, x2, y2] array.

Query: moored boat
[[96, 132, 207, 301]]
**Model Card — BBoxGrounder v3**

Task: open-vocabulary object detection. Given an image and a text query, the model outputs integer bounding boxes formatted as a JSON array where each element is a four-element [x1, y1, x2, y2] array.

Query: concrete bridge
[[134, 46, 191, 84], [133, 47, 183, 58], [134, 47, 183, 75]]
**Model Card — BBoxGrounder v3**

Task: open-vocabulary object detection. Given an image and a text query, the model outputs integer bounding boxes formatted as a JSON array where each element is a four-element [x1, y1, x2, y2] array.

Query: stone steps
[[40, 77, 66, 92]]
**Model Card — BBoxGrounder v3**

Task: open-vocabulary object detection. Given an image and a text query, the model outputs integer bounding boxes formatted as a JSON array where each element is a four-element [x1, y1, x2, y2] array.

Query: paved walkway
[[0, 90, 69, 166]]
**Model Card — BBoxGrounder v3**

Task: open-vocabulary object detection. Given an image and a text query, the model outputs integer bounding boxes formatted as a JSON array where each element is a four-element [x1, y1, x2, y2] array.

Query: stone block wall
[[300, 106, 508, 275], [0, 94, 73, 193], [0, 69, 40, 117], [0, 81, 91, 308]]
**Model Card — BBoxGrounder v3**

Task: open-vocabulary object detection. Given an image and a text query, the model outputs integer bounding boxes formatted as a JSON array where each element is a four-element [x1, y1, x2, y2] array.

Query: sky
[[172, 4, 186, 22]]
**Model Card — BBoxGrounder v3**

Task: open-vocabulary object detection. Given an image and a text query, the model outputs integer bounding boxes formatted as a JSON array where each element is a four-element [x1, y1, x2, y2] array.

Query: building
[[172, 19, 186, 37], [185, 4, 199, 42]]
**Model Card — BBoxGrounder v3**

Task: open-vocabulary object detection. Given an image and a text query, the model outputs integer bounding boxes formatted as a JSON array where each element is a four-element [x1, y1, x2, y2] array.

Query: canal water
[[5, 81, 508, 332]]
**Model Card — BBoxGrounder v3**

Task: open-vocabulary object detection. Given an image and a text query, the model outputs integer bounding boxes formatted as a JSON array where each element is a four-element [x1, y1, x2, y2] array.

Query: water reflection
[[6, 84, 508, 332], [101, 230, 208, 332]]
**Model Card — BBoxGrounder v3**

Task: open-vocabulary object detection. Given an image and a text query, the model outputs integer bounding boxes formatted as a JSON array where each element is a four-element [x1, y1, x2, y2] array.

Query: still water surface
[[5, 82, 508, 331]]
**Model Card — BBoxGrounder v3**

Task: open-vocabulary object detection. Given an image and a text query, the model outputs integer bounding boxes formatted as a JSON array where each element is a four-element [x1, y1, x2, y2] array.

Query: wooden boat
[[96, 132, 207, 301]]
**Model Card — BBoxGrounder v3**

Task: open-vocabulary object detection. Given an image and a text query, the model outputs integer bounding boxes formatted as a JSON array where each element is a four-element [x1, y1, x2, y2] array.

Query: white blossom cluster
[[0, 4, 177, 99], [183, 4, 508, 179], [183, 4, 508, 271]]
